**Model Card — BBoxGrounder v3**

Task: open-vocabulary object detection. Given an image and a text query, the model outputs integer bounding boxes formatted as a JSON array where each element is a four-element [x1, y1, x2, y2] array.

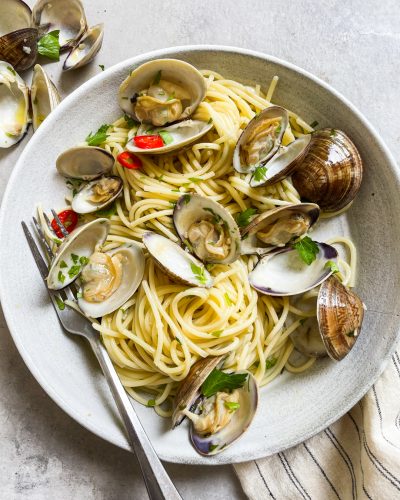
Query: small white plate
[[1, 46, 399, 465]]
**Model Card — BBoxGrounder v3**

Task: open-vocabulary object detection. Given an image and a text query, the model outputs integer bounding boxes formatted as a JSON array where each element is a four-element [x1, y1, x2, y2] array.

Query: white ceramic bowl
[[1, 46, 399, 465]]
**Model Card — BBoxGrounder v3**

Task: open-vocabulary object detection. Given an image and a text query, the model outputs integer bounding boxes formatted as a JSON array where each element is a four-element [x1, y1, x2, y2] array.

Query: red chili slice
[[117, 151, 143, 169], [133, 135, 164, 149], [51, 209, 78, 239]]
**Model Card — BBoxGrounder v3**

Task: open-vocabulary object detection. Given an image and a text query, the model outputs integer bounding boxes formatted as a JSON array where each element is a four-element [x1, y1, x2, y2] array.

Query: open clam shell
[[118, 58, 206, 127], [0, 0, 32, 37], [143, 231, 214, 288], [248, 242, 338, 296], [71, 176, 123, 214], [56, 146, 115, 180], [292, 129, 363, 212], [126, 119, 213, 155], [173, 194, 241, 264], [63, 23, 104, 71], [233, 106, 288, 174], [0, 27, 38, 71], [31, 64, 61, 131], [77, 243, 145, 318], [47, 218, 110, 290], [32, 0, 87, 49], [249, 134, 312, 188], [0, 61, 30, 148], [240, 203, 320, 256], [317, 275, 364, 360]]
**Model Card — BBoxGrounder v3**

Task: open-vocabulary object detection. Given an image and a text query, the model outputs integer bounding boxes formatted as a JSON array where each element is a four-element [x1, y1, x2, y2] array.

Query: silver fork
[[22, 215, 182, 500]]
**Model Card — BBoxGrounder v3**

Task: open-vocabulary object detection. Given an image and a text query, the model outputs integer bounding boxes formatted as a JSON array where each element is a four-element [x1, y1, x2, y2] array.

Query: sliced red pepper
[[51, 209, 78, 239], [117, 151, 143, 169], [133, 135, 164, 149]]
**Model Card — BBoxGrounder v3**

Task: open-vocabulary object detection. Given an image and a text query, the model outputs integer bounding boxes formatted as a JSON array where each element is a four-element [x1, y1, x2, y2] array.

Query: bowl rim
[[1, 44, 399, 464]]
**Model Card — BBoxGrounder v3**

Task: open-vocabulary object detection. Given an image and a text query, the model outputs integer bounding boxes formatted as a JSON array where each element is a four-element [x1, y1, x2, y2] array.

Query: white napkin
[[234, 349, 400, 499]]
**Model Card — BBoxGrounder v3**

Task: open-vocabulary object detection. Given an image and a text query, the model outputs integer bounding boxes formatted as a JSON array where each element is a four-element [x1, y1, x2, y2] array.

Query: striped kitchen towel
[[234, 350, 400, 499]]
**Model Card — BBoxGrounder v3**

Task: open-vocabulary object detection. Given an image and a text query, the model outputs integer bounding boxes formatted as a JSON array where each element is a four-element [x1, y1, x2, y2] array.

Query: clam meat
[[71, 176, 123, 214]]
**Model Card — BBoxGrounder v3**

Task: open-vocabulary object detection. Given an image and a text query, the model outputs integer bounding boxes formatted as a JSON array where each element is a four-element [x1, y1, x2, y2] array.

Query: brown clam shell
[[292, 129, 363, 212], [0, 28, 38, 71], [172, 356, 223, 428], [317, 275, 364, 361]]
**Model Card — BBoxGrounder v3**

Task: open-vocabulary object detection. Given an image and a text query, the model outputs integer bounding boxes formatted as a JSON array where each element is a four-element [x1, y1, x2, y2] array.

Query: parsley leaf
[[224, 293, 233, 306], [159, 130, 174, 145], [7, 66, 16, 76], [124, 114, 136, 128], [188, 177, 202, 184], [85, 124, 111, 146], [59, 260, 67, 269], [310, 120, 319, 128], [153, 70, 161, 85], [147, 399, 156, 407], [79, 256, 89, 266], [265, 356, 277, 370], [201, 369, 248, 398], [324, 260, 339, 274], [236, 207, 258, 227], [58, 271, 65, 284], [292, 236, 320, 265], [190, 262, 207, 285], [55, 296, 65, 310], [37, 30, 60, 60], [71, 253, 79, 264], [99, 64, 105, 71], [68, 265, 81, 278], [253, 165, 268, 182], [95, 202, 117, 218], [211, 330, 223, 338], [182, 194, 191, 204], [224, 401, 240, 411]]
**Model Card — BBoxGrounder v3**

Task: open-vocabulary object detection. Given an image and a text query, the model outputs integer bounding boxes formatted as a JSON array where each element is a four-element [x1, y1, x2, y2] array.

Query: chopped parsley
[[182, 194, 191, 204], [7, 66, 16, 75], [95, 203, 117, 218], [68, 265, 81, 278], [292, 236, 319, 265], [37, 30, 60, 60], [71, 253, 79, 264], [147, 399, 156, 407], [188, 177, 202, 184], [124, 114, 136, 128], [59, 260, 68, 269], [224, 293, 233, 306], [211, 330, 223, 338], [85, 124, 111, 146], [265, 356, 277, 370], [54, 295, 65, 310], [204, 207, 222, 224], [209, 443, 219, 452], [201, 369, 248, 398], [52, 237, 62, 245], [330, 129, 337, 137], [310, 120, 319, 128], [153, 70, 162, 85], [175, 337, 182, 345], [76, 291, 83, 299], [346, 331, 355, 338], [252, 165, 268, 182], [275, 124, 281, 134], [236, 207, 258, 227], [324, 260, 339, 274], [299, 318, 307, 326], [79, 256, 89, 266], [224, 401, 240, 411], [207, 117, 213, 124], [190, 262, 207, 285], [159, 130, 173, 145], [57, 271, 65, 284], [99, 64, 105, 71], [169, 201, 177, 208], [166, 91, 176, 101]]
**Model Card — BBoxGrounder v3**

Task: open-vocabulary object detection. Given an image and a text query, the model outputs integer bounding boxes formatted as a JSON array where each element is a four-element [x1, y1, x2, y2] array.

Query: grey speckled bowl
[[0, 46, 399, 465]]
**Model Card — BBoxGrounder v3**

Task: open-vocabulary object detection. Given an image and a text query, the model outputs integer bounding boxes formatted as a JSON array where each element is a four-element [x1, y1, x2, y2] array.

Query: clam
[[56, 146, 115, 180], [0, 61, 30, 148], [63, 23, 104, 71], [291, 129, 363, 212], [47, 218, 109, 290], [233, 106, 288, 174], [118, 58, 207, 127], [77, 243, 145, 317], [173, 194, 241, 264], [32, 0, 87, 50], [0, 28, 38, 71], [0, 0, 32, 37], [172, 356, 258, 456], [241, 203, 320, 256], [291, 315, 327, 358], [31, 64, 61, 131], [248, 241, 338, 296], [126, 119, 213, 155], [249, 134, 311, 188], [143, 231, 214, 288], [71, 176, 123, 214]]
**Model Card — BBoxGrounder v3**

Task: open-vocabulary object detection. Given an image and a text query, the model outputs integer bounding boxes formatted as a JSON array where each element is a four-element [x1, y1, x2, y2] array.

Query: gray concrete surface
[[0, 0, 399, 498]]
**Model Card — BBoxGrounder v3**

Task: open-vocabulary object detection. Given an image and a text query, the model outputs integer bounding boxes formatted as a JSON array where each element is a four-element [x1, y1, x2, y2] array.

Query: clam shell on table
[[63, 23, 104, 71], [31, 64, 61, 131], [248, 242, 338, 296], [0, 0, 32, 37], [56, 146, 115, 180], [292, 128, 363, 212], [0, 28, 38, 71]]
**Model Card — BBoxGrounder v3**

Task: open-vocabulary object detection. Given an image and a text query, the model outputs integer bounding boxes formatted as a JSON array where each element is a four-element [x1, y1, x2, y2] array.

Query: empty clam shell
[[63, 23, 104, 71], [249, 134, 311, 188], [317, 275, 364, 360], [248, 242, 338, 296], [0, 28, 38, 71], [0, 0, 32, 37], [240, 203, 320, 256], [31, 64, 61, 131], [292, 129, 363, 212], [56, 146, 115, 180], [32, 0, 87, 49], [233, 105, 288, 174], [0, 61, 30, 148]]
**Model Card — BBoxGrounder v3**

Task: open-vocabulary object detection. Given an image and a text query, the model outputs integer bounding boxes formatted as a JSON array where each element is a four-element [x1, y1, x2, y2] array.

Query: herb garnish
[[224, 293, 233, 306], [310, 120, 319, 128], [59, 260, 67, 269], [124, 114, 136, 128], [190, 263, 207, 285], [166, 91, 175, 101], [37, 30, 60, 60], [324, 260, 339, 274], [58, 271, 65, 284], [236, 207, 258, 227], [147, 399, 156, 407], [95, 203, 117, 218], [7, 66, 16, 75], [55, 296, 65, 310], [182, 194, 191, 204], [68, 265, 81, 278], [253, 165, 268, 182], [211, 330, 223, 338], [224, 401, 240, 411], [265, 356, 277, 370], [209, 444, 219, 452], [204, 207, 222, 224], [79, 256, 89, 266], [85, 124, 111, 146], [159, 130, 173, 145], [292, 236, 320, 265], [153, 70, 162, 85], [201, 369, 248, 397], [188, 177, 202, 184], [99, 64, 105, 71], [71, 253, 79, 264]]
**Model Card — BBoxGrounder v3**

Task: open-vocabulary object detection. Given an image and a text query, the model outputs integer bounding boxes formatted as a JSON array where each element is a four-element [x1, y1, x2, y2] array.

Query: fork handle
[[88, 336, 182, 500]]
